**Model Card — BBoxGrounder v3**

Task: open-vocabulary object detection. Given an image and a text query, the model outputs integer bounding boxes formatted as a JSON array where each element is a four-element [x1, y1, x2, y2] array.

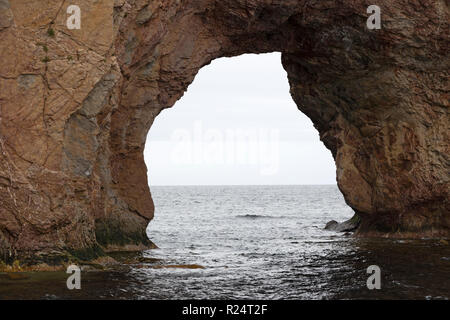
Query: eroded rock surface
[[0, 0, 448, 266]]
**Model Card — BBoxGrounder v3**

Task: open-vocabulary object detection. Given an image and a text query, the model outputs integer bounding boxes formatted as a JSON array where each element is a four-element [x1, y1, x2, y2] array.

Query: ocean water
[[1, 185, 449, 299]]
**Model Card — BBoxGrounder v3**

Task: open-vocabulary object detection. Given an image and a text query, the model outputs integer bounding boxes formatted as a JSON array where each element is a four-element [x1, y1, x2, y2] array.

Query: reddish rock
[[0, 0, 448, 266]]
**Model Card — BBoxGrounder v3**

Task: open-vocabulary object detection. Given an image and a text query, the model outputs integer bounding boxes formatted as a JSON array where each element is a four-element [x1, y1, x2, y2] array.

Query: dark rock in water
[[325, 220, 339, 230], [325, 214, 360, 232], [149, 264, 205, 269]]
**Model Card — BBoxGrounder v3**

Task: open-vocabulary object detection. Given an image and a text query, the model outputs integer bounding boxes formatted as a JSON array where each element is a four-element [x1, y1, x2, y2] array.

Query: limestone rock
[[0, 0, 449, 266]]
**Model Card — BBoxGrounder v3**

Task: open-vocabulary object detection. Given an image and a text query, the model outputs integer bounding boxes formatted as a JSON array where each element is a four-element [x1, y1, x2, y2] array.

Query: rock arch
[[0, 0, 448, 266]]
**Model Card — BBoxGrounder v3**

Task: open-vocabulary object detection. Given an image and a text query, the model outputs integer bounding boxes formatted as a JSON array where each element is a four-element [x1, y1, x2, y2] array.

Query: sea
[[1, 185, 449, 299]]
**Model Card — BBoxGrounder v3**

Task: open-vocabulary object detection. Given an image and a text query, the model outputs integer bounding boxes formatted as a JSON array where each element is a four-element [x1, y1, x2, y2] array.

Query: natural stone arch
[[0, 0, 448, 266]]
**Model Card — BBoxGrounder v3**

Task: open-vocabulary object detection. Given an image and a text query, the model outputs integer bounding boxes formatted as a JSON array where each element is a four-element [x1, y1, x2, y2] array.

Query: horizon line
[[149, 183, 338, 187]]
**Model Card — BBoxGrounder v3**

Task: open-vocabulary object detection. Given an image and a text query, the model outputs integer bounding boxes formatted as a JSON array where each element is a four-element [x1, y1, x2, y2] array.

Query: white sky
[[144, 53, 336, 186]]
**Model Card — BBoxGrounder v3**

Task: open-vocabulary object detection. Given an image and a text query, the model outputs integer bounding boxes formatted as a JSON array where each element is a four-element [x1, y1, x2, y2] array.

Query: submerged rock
[[6, 273, 29, 280]]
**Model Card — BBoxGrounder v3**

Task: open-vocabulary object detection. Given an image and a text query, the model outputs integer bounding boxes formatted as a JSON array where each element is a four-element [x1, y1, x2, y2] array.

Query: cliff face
[[0, 0, 448, 265]]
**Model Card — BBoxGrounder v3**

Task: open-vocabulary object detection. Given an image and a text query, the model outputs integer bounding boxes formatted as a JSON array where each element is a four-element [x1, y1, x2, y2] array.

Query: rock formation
[[0, 0, 448, 266]]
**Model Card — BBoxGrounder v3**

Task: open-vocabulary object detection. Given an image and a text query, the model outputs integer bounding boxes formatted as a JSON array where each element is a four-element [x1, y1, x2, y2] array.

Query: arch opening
[[143, 53, 355, 247], [145, 53, 337, 186]]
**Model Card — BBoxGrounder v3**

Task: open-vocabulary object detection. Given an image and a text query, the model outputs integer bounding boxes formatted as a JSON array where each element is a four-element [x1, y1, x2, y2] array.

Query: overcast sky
[[144, 53, 336, 186]]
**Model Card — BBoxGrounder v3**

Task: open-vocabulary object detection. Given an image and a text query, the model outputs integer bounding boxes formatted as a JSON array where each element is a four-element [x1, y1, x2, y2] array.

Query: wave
[[235, 214, 277, 219]]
